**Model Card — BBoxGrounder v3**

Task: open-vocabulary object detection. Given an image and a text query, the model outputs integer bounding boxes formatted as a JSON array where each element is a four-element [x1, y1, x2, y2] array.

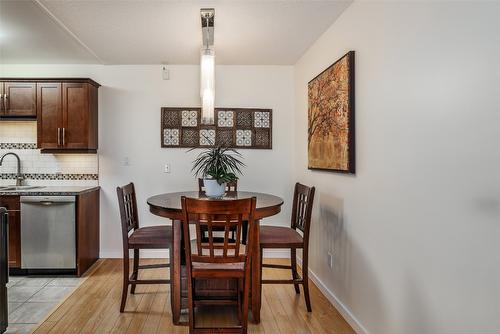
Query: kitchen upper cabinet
[[36, 79, 99, 153], [37, 82, 62, 150], [0, 82, 37, 118], [62, 83, 98, 150], [0, 196, 21, 269], [0, 78, 99, 153]]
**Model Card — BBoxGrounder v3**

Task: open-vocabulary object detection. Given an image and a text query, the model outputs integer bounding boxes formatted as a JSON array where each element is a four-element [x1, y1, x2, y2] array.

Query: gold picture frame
[[308, 51, 355, 173]]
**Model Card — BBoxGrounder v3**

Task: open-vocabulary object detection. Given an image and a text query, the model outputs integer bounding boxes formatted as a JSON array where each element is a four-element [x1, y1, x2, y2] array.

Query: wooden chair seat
[[260, 225, 303, 248], [193, 261, 245, 272], [129, 225, 172, 249]]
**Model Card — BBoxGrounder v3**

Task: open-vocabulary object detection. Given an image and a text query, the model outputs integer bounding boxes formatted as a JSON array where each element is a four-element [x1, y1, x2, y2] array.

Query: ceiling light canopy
[[200, 8, 215, 125]]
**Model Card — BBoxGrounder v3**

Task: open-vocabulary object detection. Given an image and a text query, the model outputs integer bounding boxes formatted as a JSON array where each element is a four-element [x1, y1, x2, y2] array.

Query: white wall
[[1, 64, 295, 258], [294, 2, 500, 334]]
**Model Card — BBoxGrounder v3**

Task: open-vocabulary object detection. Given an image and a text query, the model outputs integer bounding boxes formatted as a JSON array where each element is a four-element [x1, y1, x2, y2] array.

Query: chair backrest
[[291, 183, 315, 239], [116, 183, 140, 241], [198, 178, 238, 192], [181, 197, 256, 266]]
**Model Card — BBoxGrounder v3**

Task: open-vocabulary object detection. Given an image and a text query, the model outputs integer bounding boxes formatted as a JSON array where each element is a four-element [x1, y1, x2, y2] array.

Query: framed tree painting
[[308, 51, 355, 173]]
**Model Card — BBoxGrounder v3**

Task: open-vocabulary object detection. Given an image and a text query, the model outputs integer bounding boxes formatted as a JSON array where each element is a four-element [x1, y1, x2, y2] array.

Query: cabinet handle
[[57, 128, 61, 146], [62, 128, 65, 146]]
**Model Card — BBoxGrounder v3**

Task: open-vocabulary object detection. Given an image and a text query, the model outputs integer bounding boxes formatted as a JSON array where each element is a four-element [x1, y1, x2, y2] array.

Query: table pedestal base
[[180, 266, 239, 309]]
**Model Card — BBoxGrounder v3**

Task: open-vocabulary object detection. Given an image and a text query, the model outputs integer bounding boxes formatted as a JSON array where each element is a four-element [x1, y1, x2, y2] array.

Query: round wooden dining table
[[147, 191, 284, 325]]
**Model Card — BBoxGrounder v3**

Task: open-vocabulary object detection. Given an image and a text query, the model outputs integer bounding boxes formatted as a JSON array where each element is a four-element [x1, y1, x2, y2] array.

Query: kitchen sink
[[0, 186, 44, 191]]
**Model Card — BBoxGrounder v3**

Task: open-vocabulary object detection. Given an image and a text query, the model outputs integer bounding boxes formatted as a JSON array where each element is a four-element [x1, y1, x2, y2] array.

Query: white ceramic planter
[[203, 179, 226, 198]]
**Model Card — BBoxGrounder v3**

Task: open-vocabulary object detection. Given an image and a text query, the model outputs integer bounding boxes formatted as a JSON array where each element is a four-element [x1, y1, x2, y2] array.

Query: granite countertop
[[0, 185, 100, 196]]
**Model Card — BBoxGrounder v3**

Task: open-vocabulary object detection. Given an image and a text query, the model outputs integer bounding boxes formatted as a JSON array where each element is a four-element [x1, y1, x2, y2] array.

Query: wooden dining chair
[[260, 182, 316, 312], [116, 183, 172, 313], [198, 178, 242, 242], [198, 178, 238, 192], [181, 196, 256, 334]]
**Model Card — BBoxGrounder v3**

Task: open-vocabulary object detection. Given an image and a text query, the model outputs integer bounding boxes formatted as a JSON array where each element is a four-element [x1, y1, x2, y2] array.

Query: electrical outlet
[[327, 252, 334, 268], [164, 163, 171, 173], [123, 157, 130, 166], [162, 65, 170, 80]]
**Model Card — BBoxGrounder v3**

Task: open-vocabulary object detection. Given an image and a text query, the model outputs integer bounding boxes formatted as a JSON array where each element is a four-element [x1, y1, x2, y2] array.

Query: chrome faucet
[[0, 152, 25, 186]]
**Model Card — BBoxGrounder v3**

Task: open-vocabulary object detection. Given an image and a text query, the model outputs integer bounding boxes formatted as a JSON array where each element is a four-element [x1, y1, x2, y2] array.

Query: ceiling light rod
[[201, 8, 215, 49], [200, 8, 216, 125]]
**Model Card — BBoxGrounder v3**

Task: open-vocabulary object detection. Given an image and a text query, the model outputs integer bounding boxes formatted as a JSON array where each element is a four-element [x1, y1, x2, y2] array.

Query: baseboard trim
[[297, 258, 368, 334]]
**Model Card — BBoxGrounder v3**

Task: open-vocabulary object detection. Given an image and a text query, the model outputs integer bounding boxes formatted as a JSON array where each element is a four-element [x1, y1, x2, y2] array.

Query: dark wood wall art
[[161, 108, 272, 149], [308, 51, 355, 173]]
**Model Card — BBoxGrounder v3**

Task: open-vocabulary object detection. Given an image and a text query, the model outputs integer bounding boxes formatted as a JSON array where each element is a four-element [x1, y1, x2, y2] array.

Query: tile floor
[[5, 275, 83, 334]]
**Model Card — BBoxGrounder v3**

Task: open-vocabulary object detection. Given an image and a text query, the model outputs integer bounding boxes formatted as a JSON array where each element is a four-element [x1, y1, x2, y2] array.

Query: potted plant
[[191, 144, 245, 197]]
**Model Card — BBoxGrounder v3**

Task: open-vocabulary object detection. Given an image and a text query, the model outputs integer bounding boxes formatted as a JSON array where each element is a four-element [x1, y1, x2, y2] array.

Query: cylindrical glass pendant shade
[[200, 47, 215, 124]]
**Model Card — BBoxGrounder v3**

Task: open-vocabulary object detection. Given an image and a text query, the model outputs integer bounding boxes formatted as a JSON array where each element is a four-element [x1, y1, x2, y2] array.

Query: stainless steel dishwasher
[[20, 196, 76, 270]]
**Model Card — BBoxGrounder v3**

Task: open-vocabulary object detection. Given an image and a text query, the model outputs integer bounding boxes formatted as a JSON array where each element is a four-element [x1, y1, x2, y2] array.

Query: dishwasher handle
[[20, 196, 76, 204]]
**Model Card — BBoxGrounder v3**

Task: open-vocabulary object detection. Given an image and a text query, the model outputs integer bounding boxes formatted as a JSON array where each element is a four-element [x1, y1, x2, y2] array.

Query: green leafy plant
[[190, 144, 245, 185]]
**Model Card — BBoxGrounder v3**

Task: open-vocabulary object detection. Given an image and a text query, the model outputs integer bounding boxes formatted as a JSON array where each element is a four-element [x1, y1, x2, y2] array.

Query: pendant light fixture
[[200, 8, 215, 125]]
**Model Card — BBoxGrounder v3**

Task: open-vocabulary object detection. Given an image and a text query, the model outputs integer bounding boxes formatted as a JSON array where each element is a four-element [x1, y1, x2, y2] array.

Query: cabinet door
[[7, 210, 20, 268], [0, 83, 4, 115], [0, 197, 21, 268], [37, 83, 63, 150], [62, 83, 90, 149], [3, 82, 36, 117]]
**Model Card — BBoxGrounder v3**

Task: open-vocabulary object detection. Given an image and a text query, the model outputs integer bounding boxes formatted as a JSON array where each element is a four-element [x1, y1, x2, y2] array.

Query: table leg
[[171, 219, 182, 325], [252, 219, 262, 323]]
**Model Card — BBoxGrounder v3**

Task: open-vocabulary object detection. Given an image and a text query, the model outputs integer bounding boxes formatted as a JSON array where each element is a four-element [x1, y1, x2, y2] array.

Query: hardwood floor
[[31, 259, 355, 334]]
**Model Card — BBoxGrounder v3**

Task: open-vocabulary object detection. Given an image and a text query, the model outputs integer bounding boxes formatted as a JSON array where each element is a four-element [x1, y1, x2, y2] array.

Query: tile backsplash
[[0, 122, 99, 186]]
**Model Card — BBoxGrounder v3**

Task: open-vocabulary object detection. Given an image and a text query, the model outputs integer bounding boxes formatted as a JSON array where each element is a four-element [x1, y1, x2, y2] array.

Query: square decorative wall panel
[[161, 108, 272, 149], [181, 110, 198, 127], [163, 128, 180, 146]]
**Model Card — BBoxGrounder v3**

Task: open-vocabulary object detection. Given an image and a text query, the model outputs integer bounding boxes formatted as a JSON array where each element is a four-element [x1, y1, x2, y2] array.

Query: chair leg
[[302, 254, 312, 312], [259, 247, 264, 287], [130, 249, 139, 294], [242, 268, 251, 334], [188, 278, 195, 334], [291, 248, 300, 294], [237, 278, 243, 322], [120, 251, 130, 313]]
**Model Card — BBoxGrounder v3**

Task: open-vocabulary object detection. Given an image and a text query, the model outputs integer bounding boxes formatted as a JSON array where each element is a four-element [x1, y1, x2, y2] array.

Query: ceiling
[[0, 0, 351, 65]]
